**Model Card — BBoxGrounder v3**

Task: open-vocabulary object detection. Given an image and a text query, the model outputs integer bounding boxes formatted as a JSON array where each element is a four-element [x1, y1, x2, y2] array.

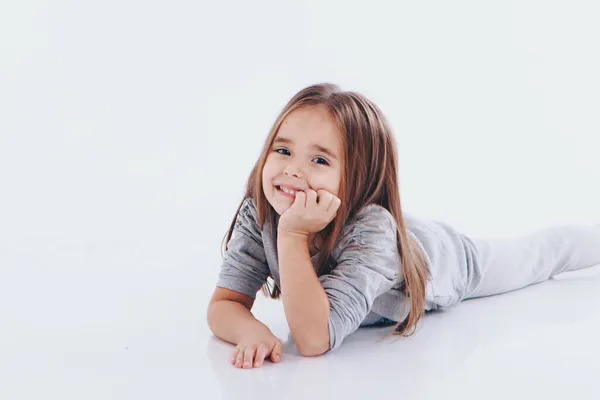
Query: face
[[262, 105, 343, 216]]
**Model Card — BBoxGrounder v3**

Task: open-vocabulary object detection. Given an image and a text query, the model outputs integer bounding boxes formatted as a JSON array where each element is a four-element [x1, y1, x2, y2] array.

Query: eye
[[273, 148, 329, 166], [313, 157, 329, 166]]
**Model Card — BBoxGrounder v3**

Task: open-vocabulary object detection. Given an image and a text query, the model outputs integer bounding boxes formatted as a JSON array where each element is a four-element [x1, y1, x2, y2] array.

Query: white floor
[[3, 1, 600, 398], [2, 235, 600, 400]]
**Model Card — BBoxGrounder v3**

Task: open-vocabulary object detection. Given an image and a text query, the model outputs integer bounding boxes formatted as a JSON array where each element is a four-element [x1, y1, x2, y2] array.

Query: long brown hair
[[220, 83, 432, 337]]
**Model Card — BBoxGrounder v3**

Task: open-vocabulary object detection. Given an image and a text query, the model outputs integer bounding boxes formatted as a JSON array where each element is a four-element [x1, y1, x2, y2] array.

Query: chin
[[264, 193, 284, 216], [270, 202, 288, 216]]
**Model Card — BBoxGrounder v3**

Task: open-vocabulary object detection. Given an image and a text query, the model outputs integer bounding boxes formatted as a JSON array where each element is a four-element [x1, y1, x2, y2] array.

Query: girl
[[206, 83, 600, 369]]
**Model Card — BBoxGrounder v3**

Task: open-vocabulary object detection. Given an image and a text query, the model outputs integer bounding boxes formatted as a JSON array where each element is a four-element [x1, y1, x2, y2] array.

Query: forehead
[[276, 106, 341, 152]]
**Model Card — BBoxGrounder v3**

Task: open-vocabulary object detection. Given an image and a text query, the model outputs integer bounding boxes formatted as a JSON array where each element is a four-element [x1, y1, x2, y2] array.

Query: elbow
[[290, 307, 332, 357], [297, 339, 330, 357], [293, 323, 331, 357], [206, 303, 217, 334]]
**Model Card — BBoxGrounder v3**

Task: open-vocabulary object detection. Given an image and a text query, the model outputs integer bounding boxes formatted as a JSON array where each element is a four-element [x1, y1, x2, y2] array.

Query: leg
[[464, 224, 600, 300]]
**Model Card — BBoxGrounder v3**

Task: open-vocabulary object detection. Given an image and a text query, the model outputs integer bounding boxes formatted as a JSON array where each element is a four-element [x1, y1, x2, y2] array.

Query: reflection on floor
[[2, 247, 598, 399], [207, 265, 600, 400]]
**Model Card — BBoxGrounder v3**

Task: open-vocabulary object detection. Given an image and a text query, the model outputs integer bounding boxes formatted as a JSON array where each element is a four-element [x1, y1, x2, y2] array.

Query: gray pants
[[463, 224, 600, 300]]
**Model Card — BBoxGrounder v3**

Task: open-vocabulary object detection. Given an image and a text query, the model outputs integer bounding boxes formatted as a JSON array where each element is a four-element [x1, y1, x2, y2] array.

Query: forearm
[[277, 230, 330, 356], [207, 300, 271, 345]]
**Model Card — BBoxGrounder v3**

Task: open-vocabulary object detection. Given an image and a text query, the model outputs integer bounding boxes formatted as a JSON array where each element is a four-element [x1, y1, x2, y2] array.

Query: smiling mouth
[[275, 185, 299, 197]]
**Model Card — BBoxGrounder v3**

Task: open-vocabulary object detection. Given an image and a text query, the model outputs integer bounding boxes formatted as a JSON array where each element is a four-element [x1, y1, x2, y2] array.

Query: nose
[[283, 159, 304, 179]]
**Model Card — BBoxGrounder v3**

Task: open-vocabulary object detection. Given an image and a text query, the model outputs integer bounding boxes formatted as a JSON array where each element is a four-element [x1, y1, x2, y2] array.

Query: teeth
[[278, 186, 296, 195]]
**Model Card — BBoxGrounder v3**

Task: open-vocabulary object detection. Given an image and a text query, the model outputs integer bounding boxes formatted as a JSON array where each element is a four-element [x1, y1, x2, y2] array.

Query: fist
[[277, 189, 341, 236]]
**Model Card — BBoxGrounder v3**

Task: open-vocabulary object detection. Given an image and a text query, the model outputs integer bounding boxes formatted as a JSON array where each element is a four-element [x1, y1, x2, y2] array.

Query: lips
[[275, 185, 298, 198], [275, 183, 304, 191]]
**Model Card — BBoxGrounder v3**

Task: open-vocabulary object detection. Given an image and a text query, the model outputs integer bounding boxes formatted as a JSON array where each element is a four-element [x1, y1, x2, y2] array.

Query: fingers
[[254, 343, 270, 367], [231, 343, 281, 369], [243, 345, 255, 369], [232, 346, 245, 368], [270, 340, 283, 363], [328, 195, 341, 213], [316, 189, 333, 209], [304, 189, 317, 206], [301, 189, 341, 213], [316, 189, 341, 213], [294, 190, 306, 208], [231, 345, 255, 369]]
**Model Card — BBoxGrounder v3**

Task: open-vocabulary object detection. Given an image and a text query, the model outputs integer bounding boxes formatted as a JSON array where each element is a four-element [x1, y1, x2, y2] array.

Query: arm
[[319, 205, 400, 352], [278, 230, 330, 356], [208, 286, 284, 368], [211, 198, 272, 339], [209, 199, 286, 368], [277, 205, 401, 355], [207, 287, 273, 345]]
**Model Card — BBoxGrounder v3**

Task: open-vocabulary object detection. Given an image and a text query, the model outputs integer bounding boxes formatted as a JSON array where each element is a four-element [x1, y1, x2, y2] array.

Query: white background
[[1, 1, 599, 399]]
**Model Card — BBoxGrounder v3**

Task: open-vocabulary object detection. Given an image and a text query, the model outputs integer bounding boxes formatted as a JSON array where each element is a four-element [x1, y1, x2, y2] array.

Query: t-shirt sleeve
[[215, 198, 270, 299], [319, 206, 401, 352]]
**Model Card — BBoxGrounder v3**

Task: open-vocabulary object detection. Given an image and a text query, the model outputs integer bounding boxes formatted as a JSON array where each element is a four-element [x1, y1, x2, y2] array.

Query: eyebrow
[[273, 136, 338, 161]]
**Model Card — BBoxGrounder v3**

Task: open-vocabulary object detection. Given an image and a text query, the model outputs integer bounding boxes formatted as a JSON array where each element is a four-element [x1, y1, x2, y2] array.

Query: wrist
[[277, 228, 309, 242]]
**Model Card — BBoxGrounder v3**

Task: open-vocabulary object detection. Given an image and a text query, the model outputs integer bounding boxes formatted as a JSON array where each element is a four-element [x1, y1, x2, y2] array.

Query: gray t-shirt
[[216, 198, 479, 352]]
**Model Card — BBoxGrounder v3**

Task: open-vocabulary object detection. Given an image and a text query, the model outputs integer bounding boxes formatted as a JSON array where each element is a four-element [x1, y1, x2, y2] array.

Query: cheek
[[262, 163, 277, 185], [314, 176, 340, 196], [331, 175, 341, 197], [264, 161, 274, 172]]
